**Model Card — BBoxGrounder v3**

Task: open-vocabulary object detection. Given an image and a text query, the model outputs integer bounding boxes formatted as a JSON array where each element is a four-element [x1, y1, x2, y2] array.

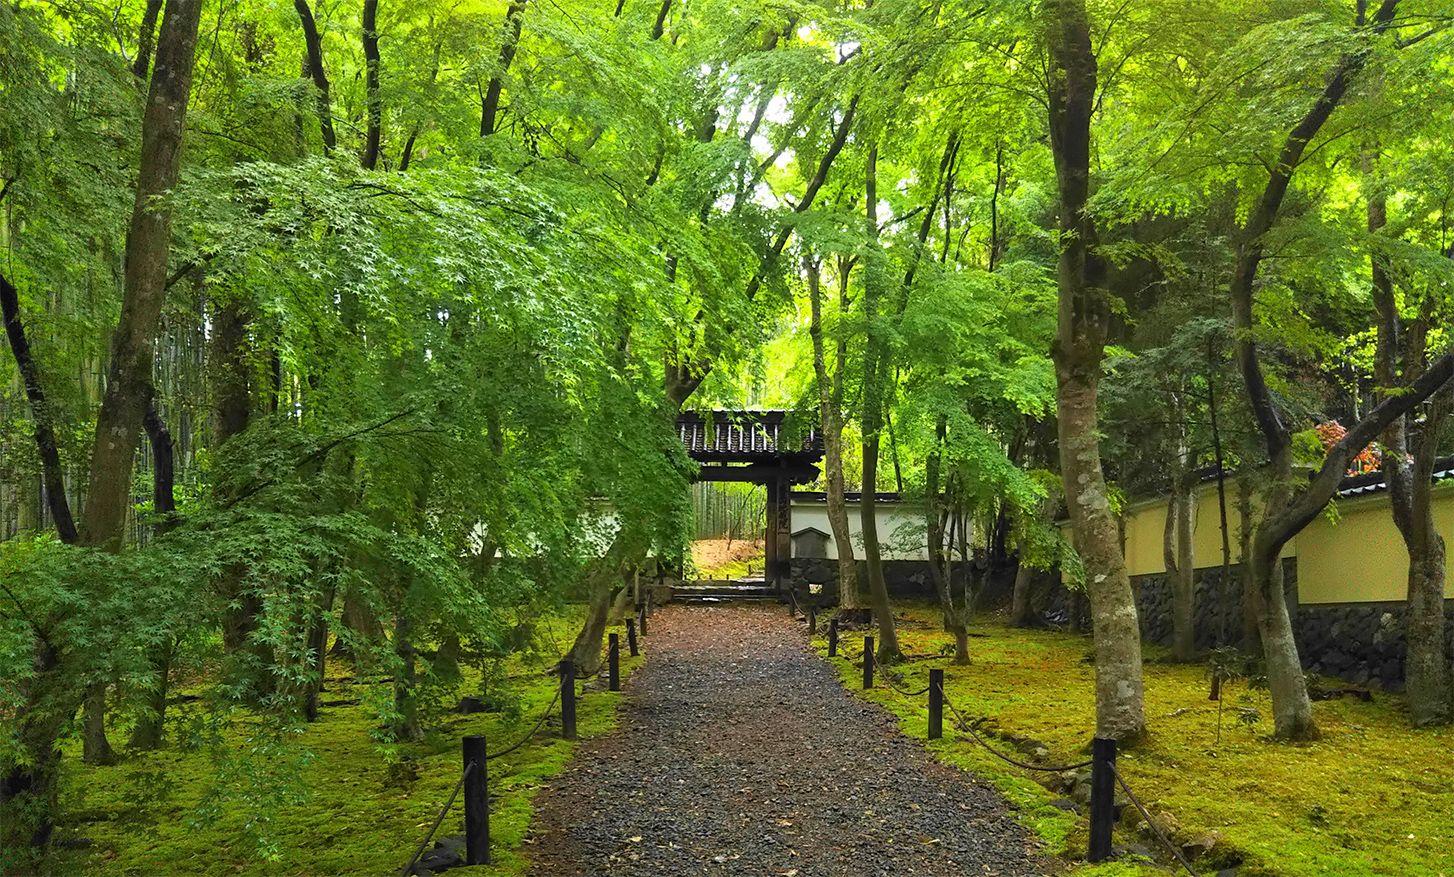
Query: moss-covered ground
[[819, 605, 1454, 877], [57, 612, 641, 876]]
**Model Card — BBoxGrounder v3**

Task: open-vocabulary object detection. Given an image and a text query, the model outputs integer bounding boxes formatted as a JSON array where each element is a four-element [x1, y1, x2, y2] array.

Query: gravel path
[[528, 604, 1052, 876]]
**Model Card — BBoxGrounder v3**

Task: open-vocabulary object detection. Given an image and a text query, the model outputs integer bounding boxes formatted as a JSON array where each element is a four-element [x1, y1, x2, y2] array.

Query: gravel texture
[[528, 603, 1052, 876]]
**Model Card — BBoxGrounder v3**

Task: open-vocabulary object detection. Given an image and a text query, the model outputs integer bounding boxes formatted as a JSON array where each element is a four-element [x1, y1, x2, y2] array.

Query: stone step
[[674, 581, 781, 602]]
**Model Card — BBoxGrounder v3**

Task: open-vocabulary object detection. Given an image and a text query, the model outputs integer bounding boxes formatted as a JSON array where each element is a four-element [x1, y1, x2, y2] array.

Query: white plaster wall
[[789, 500, 929, 561]]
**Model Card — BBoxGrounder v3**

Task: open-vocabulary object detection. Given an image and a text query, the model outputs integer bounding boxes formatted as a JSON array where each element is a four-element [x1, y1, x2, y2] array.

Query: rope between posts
[[876, 669, 931, 698], [831, 640, 1192, 874], [487, 686, 563, 761], [399, 761, 473, 877], [938, 684, 1093, 773], [1112, 764, 1199, 875]]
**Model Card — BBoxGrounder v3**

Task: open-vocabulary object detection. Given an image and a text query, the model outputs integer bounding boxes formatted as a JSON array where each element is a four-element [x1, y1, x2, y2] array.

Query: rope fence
[[400, 763, 474, 877], [398, 623, 639, 876], [1112, 763, 1199, 875], [812, 618, 1196, 874]]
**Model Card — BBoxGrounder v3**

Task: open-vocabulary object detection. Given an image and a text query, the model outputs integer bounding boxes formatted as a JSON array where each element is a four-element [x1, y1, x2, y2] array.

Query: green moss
[[820, 607, 1454, 877], [57, 613, 642, 877]]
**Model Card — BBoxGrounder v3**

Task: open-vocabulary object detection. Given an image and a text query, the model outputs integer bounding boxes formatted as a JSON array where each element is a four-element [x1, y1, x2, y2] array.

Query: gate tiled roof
[[676, 410, 822, 462]]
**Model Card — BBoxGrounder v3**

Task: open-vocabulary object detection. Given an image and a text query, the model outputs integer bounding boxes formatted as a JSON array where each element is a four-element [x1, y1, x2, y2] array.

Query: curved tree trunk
[[1225, 0, 1409, 740], [294, 0, 338, 152], [480, 0, 529, 136]]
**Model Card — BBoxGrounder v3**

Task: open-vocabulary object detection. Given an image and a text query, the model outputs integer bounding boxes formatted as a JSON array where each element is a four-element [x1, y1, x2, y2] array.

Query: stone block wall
[[1129, 559, 1454, 689], [791, 557, 938, 601], [1132, 561, 1296, 652]]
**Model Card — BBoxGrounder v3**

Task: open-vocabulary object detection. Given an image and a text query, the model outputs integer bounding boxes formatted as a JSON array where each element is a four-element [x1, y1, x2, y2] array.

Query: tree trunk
[[390, 611, 421, 741], [81, 684, 117, 765], [1011, 494, 1056, 628], [1009, 559, 1035, 628], [1405, 521, 1450, 725], [294, 0, 338, 152], [1249, 491, 1315, 739], [128, 640, 171, 750], [331, 588, 384, 657], [1369, 159, 1451, 726], [211, 296, 273, 695], [806, 257, 860, 611], [360, 0, 382, 170], [926, 415, 969, 663], [301, 583, 336, 722], [1, 643, 66, 867], [568, 572, 615, 676], [432, 632, 462, 685], [132, 0, 164, 80], [1226, 0, 1406, 740], [607, 582, 633, 626], [859, 146, 900, 664], [1236, 475, 1261, 653], [80, 0, 203, 550], [1044, 0, 1145, 742], [1, 272, 78, 544], [480, 0, 529, 136], [129, 396, 179, 750], [2, 3, 203, 856], [1165, 423, 1197, 662]]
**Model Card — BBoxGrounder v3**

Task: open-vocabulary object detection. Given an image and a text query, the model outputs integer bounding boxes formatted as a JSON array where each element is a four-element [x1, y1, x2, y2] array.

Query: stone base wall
[[791, 557, 1018, 607], [1129, 559, 1454, 689], [1132, 561, 1296, 653], [791, 557, 938, 601]]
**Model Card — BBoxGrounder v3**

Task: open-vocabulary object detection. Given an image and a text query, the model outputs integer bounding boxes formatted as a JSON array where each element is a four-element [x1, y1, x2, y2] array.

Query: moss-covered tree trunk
[[1164, 421, 1197, 663], [1044, 0, 1145, 742], [0, 1, 204, 859], [859, 145, 901, 665], [806, 257, 861, 612], [1370, 167, 1452, 727]]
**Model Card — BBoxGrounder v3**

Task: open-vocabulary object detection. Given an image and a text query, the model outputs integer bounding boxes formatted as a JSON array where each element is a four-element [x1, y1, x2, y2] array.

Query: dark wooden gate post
[[1088, 737, 1117, 861], [828, 617, 838, 656], [608, 634, 620, 691], [863, 635, 874, 689], [928, 669, 944, 740], [625, 618, 639, 656], [559, 660, 577, 740], [764, 475, 781, 589], [462, 736, 490, 864]]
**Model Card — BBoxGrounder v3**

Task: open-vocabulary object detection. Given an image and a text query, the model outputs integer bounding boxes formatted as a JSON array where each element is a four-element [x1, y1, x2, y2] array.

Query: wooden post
[[765, 476, 780, 589], [608, 634, 620, 692], [808, 606, 816, 635], [462, 736, 490, 865], [1088, 737, 1117, 862], [863, 635, 874, 689], [638, 604, 647, 637], [626, 618, 639, 656], [828, 617, 838, 656], [928, 669, 944, 740], [560, 660, 577, 740]]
